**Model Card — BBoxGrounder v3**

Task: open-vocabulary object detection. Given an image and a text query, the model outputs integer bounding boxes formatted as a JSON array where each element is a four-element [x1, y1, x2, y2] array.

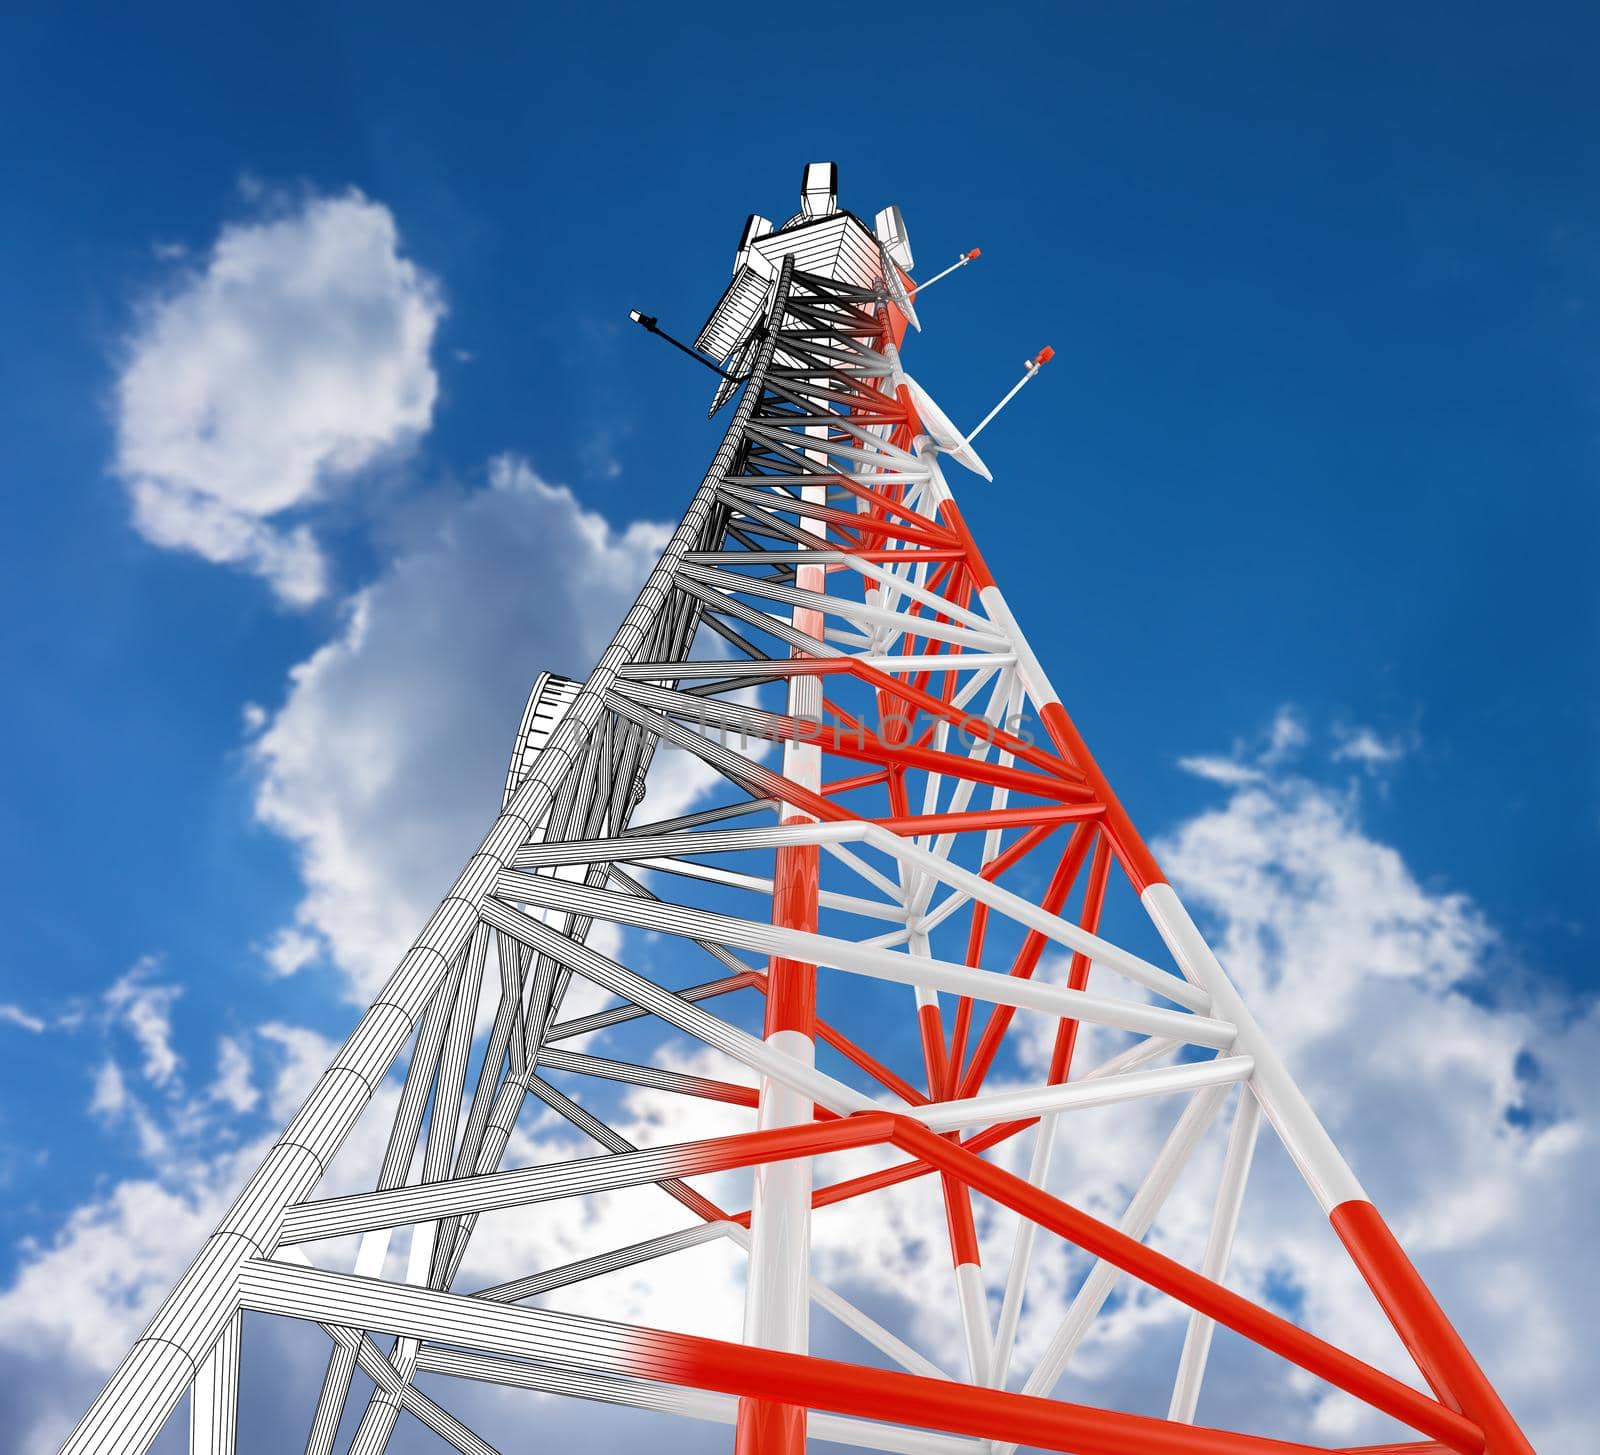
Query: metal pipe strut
[[630, 307, 755, 379]]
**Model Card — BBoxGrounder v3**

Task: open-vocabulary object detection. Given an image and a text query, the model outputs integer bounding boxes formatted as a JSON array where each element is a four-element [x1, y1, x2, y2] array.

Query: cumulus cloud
[[83, 961, 203, 1162], [1179, 706, 1312, 786], [114, 188, 443, 604], [249, 456, 676, 999]]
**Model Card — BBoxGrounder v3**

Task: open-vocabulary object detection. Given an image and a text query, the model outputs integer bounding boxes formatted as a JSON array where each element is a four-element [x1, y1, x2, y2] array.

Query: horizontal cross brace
[[236, 1259, 1371, 1455], [505, 820, 1206, 1012], [491, 874, 1231, 1043]]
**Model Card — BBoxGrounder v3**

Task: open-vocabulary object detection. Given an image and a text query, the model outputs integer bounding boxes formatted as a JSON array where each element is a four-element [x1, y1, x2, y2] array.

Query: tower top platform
[[695, 163, 915, 378]]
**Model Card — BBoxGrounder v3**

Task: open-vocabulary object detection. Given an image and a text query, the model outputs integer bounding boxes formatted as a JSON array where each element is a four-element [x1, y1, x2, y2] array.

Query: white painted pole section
[[741, 1025, 815, 1359], [955, 1261, 993, 1386], [1141, 882, 1367, 1212], [1077, 1034, 1183, 1082], [906, 1055, 1252, 1133], [990, 1114, 1057, 1389], [188, 1311, 240, 1455], [1168, 1089, 1262, 1423], [1005, 1083, 1232, 1434], [353, 1228, 391, 1279], [504, 829, 1211, 1015], [971, 585, 1064, 725], [490, 876, 1233, 1048]]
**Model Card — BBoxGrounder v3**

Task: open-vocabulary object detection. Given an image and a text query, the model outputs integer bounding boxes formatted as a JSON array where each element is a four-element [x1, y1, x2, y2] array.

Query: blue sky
[[0, 3, 1595, 1451]]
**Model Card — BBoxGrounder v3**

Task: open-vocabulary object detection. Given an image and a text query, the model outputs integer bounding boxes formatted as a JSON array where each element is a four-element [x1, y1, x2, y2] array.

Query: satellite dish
[[874, 204, 914, 271], [900, 372, 992, 481]]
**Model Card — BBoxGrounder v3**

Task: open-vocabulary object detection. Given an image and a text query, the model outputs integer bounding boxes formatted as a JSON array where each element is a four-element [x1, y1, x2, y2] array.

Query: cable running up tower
[[61, 163, 1534, 1455]]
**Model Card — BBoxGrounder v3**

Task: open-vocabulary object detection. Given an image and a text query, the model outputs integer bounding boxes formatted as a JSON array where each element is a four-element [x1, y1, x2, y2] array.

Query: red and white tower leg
[[735, 386, 826, 1455]]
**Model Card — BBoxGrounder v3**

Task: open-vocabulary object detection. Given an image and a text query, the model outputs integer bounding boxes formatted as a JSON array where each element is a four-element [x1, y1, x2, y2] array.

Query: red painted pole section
[[1330, 1201, 1534, 1455], [783, 1114, 1041, 1223], [634, 1321, 1342, 1455], [1036, 699, 1167, 890], [1046, 833, 1113, 1084], [955, 822, 1098, 1098], [889, 1121, 1483, 1453]]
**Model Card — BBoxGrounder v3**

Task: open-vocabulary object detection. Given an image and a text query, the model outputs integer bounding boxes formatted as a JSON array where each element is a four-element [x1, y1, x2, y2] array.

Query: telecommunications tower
[[64, 164, 1533, 1455]]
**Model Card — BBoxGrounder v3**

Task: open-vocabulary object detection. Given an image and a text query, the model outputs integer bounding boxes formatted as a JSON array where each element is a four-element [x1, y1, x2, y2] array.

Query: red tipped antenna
[[965, 345, 1054, 445], [908, 247, 980, 296]]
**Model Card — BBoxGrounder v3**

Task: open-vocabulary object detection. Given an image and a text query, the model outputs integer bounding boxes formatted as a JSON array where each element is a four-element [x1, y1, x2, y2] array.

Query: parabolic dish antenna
[[879, 243, 920, 333], [901, 372, 992, 480]]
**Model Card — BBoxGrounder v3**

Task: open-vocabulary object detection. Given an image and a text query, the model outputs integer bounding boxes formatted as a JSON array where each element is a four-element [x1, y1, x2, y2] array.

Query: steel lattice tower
[[63, 165, 1534, 1455]]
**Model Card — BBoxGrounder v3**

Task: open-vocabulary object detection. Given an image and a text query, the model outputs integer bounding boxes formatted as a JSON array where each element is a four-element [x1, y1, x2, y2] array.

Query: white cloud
[[208, 1036, 258, 1114], [256, 1022, 346, 1123], [1174, 754, 1265, 786], [86, 1060, 126, 1121], [1, 1154, 240, 1378], [259, 925, 321, 978], [1177, 706, 1311, 785], [249, 456, 674, 999], [85, 1058, 171, 1165], [114, 188, 443, 604], [1332, 724, 1411, 770], [102, 960, 181, 1087], [578, 428, 625, 481], [0, 1004, 47, 1034], [1264, 705, 1308, 761]]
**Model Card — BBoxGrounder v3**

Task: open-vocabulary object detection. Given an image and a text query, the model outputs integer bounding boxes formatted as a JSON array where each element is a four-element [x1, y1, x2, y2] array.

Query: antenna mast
[[60, 164, 1533, 1455]]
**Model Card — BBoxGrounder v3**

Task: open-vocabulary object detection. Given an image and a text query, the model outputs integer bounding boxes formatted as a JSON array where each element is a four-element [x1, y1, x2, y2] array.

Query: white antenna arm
[[908, 248, 980, 296], [965, 347, 1054, 445]]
